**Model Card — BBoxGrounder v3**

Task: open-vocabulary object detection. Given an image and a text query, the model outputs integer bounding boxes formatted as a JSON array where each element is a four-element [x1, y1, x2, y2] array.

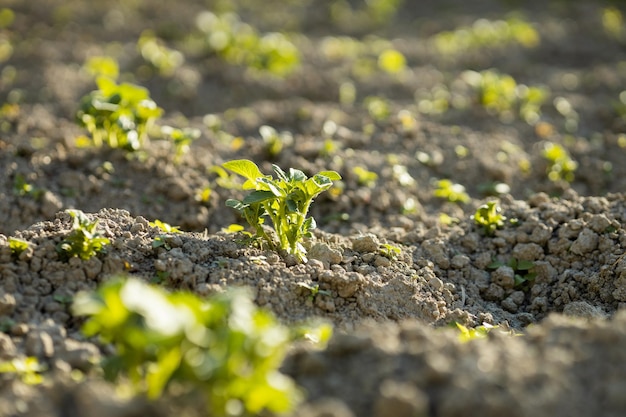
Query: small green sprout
[[137, 30, 184, 77], [297, 282, 331, 302], [379, 243, 401, 259], [223, 159, 341, 263], [8, 237, 29, 258], [433, 179, 470, 204], [149, 219, 182, 234], [196, 12, 300, 77], [453, 322, 495, 343], [364, 96, 391, 121], [291, 321, 333, 349], [488, 258, 536, 290], [260, 125, 293, 157], [195, 186, 212, 203], [352, 166, 378, 187], [433, 16, 539, 55], [57, 210, 110, 261], [76, 75, 163, 151], [160, 126, 200, 162], [72, 278, 302, 416], [150, 220, 182, 250], [472, 201, 506, 236], [0, 357, 46, 385], [462, 69, 548, 123], [542, 142, 577, 182]]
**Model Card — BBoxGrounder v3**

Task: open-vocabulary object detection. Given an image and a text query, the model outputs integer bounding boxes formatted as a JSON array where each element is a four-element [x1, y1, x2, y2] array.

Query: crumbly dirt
[[1, 1, 626, 416]]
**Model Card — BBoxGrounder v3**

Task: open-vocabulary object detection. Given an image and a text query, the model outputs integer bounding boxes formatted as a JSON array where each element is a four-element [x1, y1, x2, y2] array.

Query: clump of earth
[[2, 1, 626, 416]]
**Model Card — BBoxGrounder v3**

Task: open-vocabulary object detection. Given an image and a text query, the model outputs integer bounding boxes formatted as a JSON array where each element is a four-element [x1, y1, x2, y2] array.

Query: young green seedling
[[542, 142, 577, 182], [433, 179, 470, 204], [8, 237, 29, 258], [379, 243, 401, 259], [472, 201, 506, 236], [223, 159, 341, 263], [57, 210, 110, 261], [76, 76, 163, 151], [0, 357, 46, 385], [297, 282, 331, 302], [72, 278, 301, 416]]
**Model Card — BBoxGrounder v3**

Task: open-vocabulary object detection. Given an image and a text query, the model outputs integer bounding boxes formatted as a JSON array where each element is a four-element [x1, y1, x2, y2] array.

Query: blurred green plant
[[259, 125, 293, 158], [433, 179, 470, 204], [472, 201, 506, 236], [0, 357, 46, 385], [77, 74, 163, 151], [57, 210, 110, 261], [72, 278, 302, 416], [462, 69, 548, 124], [137, 30, 184, 77], [223, 159, 341, 263], [453, 322, 495, 343], [160, 126, 200, 162], [379, 242, 401, 260], [196, 11, 300, 77], [8, 237, 29, 258], [542, 142, 577, 182], [352, 166, 378, 187], [364, 96, 391, 121], [433, 16, 539, 55]]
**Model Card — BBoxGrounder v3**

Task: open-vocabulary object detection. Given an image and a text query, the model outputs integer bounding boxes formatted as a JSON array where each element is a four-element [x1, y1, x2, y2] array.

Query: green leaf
[[318, 171, 342, 181], [243, 190, 276, 205], [223, 159, 264, 184], [516, 260, 535, 270], [289, 168, 307, 182], [225, 199, 245, 210], [257, 177, 285, 197]]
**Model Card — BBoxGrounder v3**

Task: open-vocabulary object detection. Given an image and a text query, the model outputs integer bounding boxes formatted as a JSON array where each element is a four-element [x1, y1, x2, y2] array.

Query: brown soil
[[1, 1, 626, 416]]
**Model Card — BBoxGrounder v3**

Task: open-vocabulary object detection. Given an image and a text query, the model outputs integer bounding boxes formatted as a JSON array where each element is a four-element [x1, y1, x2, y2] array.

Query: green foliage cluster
[[72, 278, 301, 416], [453, 322, 496, 343], [57, 210, 110, 261], [433, 16, 540, 55], [462, 69, 548, 123], [379, 243, 401, 260], [137, 30, 184, 77], [364, 96, 391, 121], [150, 219, 182, 250], [472, 201, 506, 236], [542, 142, 577, 182], [160, 126, 201, 162], [352, 166, 378, 188], [223, 159, 341, 263], [8, 237, 29, 258], [196, 11, 300, 77], [433, 179, 470, 204], [259, 125, 293, 157], [0, 357, 46, 385], [77, 74, 163, 151]]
